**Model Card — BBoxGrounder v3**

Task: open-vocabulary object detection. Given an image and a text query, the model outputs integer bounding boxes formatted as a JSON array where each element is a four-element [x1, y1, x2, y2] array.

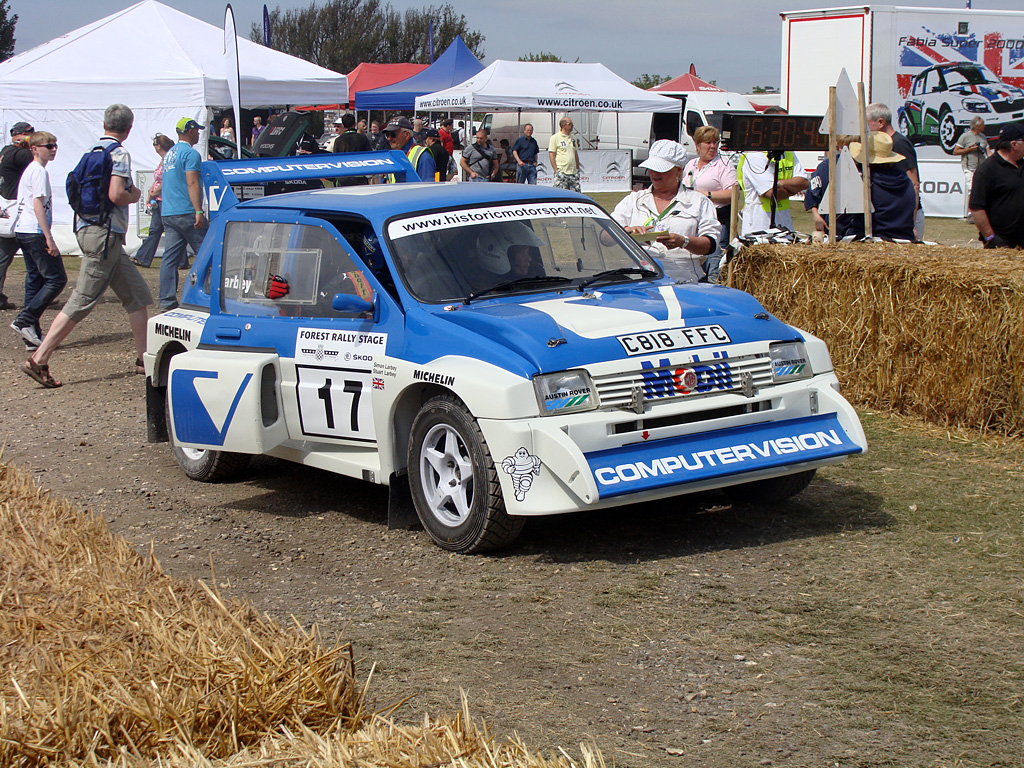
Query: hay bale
[[727, 243, 1024, 434], [0, 460, 601, 768]]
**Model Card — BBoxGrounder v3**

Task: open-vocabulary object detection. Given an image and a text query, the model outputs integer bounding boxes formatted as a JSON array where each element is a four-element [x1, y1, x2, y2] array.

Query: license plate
[[617, 324, 731, 356]]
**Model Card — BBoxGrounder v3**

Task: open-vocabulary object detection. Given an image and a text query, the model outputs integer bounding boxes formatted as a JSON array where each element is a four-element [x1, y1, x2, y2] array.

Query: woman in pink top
[[681, 125, 737, 281]]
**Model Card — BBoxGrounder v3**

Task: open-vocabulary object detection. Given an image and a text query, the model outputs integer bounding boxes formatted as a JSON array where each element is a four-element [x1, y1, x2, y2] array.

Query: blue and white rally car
[[145, 152, 866, 553]]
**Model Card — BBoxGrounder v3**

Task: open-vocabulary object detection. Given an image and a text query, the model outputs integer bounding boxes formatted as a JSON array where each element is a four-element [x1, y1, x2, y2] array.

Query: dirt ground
[[2, 259, 1020, 768]]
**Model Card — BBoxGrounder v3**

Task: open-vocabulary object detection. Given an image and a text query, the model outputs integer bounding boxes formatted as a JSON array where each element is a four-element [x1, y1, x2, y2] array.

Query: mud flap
[[146, 378, 168, 443], [387, 472, 419, 529], [167, 350, 288, 454]]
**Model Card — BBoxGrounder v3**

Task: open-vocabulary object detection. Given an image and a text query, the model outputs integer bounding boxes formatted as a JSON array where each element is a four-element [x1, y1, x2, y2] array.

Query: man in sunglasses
[[384, 116, 436, 183]]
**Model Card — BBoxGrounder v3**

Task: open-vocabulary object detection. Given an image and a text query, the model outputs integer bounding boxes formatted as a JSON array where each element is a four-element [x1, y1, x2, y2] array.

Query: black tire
[[938, 107, 961, 154], [897, 110, 913, 141], [165, 397, 251, 482], [725, 469, 816, 504], [408, 394, 524, 554]]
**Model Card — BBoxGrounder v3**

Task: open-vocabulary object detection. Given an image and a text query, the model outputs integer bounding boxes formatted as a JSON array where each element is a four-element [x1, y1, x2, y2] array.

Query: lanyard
[[642, 198, 677, 228]]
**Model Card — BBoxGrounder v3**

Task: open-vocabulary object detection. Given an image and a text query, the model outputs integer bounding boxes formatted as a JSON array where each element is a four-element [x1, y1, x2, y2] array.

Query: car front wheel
[[408, 394, 524, 554], [166, 398, 251, 482], [938, 108, 961, 154]]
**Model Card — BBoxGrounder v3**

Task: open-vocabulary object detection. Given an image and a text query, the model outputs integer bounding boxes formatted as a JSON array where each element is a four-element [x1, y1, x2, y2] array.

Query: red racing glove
[[267, 274, 290, 299]]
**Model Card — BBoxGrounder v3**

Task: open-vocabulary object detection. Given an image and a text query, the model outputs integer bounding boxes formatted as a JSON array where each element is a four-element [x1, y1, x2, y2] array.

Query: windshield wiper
[[576, 267, 658, 292], [464, 275, 573, 305]]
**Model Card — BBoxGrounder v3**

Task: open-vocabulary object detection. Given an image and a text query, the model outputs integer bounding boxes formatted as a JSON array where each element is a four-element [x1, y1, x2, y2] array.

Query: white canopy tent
[[0, 0, 347, 233], [415, 61, 683, 114]]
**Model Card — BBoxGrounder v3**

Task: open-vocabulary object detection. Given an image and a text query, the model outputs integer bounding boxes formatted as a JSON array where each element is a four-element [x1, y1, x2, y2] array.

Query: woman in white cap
[[611, 140, 722, 283]]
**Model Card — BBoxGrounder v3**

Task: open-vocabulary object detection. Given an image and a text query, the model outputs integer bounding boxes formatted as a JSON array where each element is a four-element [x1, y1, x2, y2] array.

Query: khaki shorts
[[63, 226, 153, 323]]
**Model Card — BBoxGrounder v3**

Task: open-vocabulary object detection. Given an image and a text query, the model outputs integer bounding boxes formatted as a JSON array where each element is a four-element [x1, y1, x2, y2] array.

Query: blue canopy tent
[[354, 36, 484, 111]]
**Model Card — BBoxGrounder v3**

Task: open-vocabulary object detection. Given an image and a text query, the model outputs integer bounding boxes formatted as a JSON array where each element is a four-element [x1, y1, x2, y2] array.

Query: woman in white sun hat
[[611, 140, 722, 283]]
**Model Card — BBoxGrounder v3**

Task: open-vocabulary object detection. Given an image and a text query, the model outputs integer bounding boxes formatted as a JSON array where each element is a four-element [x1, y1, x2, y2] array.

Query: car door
[[206, 213, 403, 467]]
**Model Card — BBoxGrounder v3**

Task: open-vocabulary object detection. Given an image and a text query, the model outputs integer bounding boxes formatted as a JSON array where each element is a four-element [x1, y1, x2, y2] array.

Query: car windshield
[[385, 201, 660, 303], [942, 65, 999, 88]]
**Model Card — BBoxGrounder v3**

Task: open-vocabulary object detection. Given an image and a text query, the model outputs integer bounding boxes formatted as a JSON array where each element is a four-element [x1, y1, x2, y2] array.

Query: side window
[[685, 110, 704, 139], [221, 221, 372, 317]]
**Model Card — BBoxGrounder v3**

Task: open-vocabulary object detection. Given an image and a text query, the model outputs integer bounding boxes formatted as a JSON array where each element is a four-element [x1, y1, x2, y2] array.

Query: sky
[[9, 0, 1024, 92]]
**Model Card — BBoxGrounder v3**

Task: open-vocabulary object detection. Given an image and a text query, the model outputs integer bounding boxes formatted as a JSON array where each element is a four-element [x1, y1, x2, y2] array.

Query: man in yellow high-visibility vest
[[384, 116, 436, 183]]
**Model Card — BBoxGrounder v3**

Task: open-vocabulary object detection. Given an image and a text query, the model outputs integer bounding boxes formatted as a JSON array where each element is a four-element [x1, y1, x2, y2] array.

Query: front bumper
[[478, 373, 866, 516]]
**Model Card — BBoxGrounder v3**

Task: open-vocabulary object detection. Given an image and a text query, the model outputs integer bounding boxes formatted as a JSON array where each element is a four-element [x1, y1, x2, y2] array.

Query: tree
[[252, 0, 484, 75], [518, 51, 563, 63], [751, 85, 780, 94], [632, 74, 672, 90], [0, 0, 17, 62]]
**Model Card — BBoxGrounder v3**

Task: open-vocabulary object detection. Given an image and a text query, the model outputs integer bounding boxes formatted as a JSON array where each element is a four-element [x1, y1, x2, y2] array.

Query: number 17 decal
[[297, 365, 375, 442]]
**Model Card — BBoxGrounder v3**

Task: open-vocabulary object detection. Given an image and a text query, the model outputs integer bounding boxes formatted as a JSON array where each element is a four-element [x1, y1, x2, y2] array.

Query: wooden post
[[858, 81, 873, 239], [827, 86, 837, 245], [727, 184, 741, 287]]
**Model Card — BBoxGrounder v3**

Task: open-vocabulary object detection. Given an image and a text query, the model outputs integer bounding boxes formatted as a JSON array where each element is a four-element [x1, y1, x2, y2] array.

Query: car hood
[[403, 283, 797, 376], [954, 83, 1024, 101]]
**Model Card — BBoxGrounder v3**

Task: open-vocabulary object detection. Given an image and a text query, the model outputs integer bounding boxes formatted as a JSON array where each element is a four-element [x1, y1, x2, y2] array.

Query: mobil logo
[[640, 351, 733, 399]]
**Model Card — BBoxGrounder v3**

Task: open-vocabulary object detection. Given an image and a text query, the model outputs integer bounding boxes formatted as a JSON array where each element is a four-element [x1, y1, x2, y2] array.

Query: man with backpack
[[22, 104, 152, 389], [157, 117, 208, 311]]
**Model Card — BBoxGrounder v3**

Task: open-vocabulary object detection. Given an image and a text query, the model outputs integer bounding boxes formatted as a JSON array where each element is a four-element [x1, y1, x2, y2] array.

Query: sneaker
[[11, 321, 42, 348], [0, 297, 15, 311]]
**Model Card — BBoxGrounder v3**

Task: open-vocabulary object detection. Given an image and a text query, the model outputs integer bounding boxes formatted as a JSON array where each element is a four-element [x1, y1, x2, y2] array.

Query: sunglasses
[[37, 143, 57, 150]]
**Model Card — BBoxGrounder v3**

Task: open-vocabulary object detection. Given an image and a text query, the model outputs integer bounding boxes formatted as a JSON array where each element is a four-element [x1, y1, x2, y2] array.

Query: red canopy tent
[[297, 62, 429, 110], [649, 73, 723, 93]]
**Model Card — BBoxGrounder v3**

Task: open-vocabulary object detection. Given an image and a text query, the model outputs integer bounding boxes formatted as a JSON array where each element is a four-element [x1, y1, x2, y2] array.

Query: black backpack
[[66, 140, 120, 227]]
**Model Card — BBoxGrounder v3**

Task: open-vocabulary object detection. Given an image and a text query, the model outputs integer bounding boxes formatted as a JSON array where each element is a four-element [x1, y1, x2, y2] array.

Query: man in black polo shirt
[[969, 122, 1024, 249], [0, 122, 36, 311]]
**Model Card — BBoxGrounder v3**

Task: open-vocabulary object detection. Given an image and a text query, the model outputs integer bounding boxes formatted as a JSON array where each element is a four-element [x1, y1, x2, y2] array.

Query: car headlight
[[534, 370, 598, 416], [770, 341, 812, 383], [962, 99, 991, 113]]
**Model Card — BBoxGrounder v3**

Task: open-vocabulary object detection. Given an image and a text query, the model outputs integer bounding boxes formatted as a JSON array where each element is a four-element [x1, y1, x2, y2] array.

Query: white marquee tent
[[415, 61, 683, 115], [0, 0, 347, 232]]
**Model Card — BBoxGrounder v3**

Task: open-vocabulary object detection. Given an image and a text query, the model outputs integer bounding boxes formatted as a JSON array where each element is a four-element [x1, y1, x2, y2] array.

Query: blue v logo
[[169, 370, 253, 446]]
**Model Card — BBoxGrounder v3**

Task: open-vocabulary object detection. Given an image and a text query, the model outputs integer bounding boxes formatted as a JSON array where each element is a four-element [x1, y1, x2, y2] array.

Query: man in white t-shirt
[[738, 107, 810, 235], [10, 131, 66, 351]]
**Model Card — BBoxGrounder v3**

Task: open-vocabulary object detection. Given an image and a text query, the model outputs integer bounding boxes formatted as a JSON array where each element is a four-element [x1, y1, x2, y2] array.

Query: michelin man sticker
[[502, 447, 542, 502]]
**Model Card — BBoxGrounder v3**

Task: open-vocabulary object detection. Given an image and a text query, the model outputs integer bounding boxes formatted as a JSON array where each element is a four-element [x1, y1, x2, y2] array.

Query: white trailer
[[781, 5, 1024, 217]]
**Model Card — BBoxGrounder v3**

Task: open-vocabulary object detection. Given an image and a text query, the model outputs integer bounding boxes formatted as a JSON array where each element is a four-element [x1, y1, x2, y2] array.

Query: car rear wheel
[[166, 398, 251, 482], [897, 110, 913, 140], [725, 469, 816, 504], [408, 394, 524, 554], [938, 108, 961, 154]]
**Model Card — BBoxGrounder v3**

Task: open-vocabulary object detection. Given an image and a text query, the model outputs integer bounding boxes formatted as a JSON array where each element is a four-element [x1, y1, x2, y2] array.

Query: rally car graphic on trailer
[[144, 153, 866, 553]]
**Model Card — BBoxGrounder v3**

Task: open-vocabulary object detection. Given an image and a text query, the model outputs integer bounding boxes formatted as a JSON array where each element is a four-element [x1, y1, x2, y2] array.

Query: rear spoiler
[[202, 150, 421, 219]]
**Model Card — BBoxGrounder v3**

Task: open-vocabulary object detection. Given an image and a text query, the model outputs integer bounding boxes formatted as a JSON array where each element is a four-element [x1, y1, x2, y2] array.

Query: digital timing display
[[721, 113, 829, 152]]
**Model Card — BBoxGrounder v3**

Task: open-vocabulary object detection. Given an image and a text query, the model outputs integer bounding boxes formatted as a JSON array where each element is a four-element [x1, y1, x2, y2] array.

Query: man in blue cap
[[384, 116, 435, 183], [158, 117, 208, 310]]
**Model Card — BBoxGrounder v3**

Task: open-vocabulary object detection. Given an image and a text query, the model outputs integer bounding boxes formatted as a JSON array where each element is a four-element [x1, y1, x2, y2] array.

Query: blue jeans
[[132, 200, 163, 267], [517, 163, 537, 184], [14, 233, 67, 330], [0, 235, 19, 303], [159, 213, 207, 310]]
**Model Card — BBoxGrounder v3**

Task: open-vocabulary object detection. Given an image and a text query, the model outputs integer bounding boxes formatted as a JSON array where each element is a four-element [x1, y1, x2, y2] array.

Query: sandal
[[135, 357, 146, 375], [22, 359, 62, 389], [130, 257, 148, 267]]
